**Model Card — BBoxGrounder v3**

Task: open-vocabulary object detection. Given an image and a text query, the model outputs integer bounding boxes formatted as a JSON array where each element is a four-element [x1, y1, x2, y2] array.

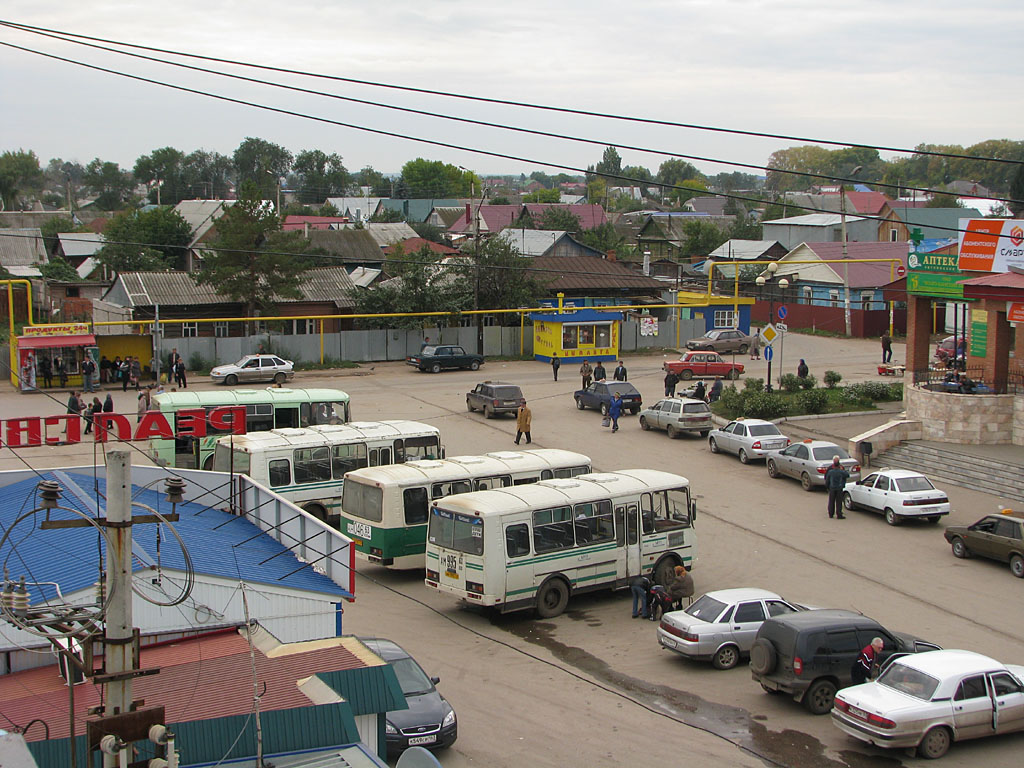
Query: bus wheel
[[654, 558, 678, 587], [303, 504, 328, 523], [536, 578, 569, 618], [202, 454, 215, 470]]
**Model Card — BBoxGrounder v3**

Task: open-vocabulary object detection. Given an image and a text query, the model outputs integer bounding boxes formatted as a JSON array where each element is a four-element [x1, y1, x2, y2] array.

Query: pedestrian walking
[[608, 391, 623, 432], [550, 353, 560, 381], [613, 360, 628, 382], [579, 360, 593, 389], [514, 401, 533, 445], [664, 368, 679, 397], [39, 356, 52, 388], [65, 390, 82, 436], [120, 357, 131, 391], [750, 333, 761, 360], [851, 638, 884, 685], [824, 456, 849, 519], [130, 357, 142, 390], [707, 377, 723, 403], [881, 333, 892, 364], [103, 393, 114, 412], [174, 356, 188, 388], [55, 357, 68, 388], [84, 397, 102, 435], [593, 361, 607, 381], [81, 355, 97, 393], [797, 359, 809, 379]]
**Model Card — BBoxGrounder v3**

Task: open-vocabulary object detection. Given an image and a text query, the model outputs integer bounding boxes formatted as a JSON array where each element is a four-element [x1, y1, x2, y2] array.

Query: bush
[[823, 370, 842, 389], [799, 374, 817, 390], [719, 384, 743, 413], [188, 352, 212, 373], [844, 381, 894, 402], [780, 373, 802, 393], [743, 377, 764, 392], [796, 388, 829, 414], [740, 392, 788, 420], [887, 382, 904, 400]]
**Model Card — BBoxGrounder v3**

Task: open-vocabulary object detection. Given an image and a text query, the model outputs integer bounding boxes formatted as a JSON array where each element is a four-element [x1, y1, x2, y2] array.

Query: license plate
[[347, 521, 372, 540], [661, 637, 676, 649], [408, 735, 437, 746], [849, 706, 867, 720]]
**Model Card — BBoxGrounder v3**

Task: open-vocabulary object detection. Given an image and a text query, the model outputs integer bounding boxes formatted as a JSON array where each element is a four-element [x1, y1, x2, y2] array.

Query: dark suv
[[466, 381, 525, 418], [749, 609, 941, 715]]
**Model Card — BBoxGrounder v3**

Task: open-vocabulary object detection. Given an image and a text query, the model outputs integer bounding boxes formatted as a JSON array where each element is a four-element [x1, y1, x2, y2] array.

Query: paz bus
[[150, 387, 350, 469], [339, 449, 592, 570], [424, 469, 697, 618], [212, 420, 443, 523]]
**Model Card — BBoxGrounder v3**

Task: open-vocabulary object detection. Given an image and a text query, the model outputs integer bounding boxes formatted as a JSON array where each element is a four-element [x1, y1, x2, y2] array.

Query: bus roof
[[343, 448, 591, 486], [153, 387, 349, 409], [433, 469, 690, 517], [217, 420, 439, 451]]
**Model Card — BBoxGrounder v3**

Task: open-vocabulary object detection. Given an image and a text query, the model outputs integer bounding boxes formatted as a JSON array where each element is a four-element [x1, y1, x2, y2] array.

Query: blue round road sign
[[763, 345, 774, 361], [777, 306, 788, 320]]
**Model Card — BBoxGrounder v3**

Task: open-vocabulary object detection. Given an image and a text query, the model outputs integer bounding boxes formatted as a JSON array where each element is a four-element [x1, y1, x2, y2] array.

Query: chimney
[[606, 250, 616, 261]]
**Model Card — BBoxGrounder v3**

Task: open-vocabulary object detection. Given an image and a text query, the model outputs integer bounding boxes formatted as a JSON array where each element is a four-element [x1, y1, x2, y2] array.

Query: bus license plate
[[408, 735, 436, 746], [347, 521, 372, 540]]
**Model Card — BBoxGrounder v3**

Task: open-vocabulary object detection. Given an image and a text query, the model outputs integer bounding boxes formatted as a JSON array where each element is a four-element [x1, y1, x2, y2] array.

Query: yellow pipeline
[[1, 279, 35, 387]]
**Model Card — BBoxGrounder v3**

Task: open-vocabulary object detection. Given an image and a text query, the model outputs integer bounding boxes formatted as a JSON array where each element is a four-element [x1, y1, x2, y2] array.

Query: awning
[[18, 334, 97, 349]]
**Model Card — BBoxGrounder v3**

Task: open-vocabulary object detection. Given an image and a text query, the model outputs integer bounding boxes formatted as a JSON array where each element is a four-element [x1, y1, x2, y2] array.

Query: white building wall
[[353, 713, 380, 756]]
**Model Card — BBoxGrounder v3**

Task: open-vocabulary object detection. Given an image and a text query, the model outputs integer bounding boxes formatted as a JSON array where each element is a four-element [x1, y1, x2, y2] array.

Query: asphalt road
[[4, 333, 1021, 767]]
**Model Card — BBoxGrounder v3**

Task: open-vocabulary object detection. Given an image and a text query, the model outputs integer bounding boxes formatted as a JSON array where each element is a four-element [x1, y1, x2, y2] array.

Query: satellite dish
[[395, 747, 443, 768]]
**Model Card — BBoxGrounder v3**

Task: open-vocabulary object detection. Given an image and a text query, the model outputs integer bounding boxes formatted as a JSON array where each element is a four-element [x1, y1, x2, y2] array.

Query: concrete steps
[[875, 442, 1024, 506]]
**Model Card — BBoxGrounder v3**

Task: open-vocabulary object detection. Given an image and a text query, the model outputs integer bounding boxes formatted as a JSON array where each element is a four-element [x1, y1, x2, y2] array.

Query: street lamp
[[839, 165, 862, 337], [756, 262, 789, 391]]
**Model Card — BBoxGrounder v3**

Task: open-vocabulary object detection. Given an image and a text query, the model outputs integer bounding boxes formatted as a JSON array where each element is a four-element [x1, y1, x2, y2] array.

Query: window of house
[[713, 310, 735, 328], [829, 290, 840, 308], [890, 229, 899, 242], [181, 322, 198, 338], [214, 321, 229, 338], [802, 287, 813, 304], [861, 292, 874, 311]]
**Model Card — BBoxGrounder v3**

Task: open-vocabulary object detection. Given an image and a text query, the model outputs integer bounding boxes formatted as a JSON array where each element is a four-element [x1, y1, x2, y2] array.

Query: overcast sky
[[2, 0, 1021, 179]]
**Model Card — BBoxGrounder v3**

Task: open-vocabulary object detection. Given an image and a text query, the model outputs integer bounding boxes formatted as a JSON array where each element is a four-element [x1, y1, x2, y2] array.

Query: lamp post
[[756, 262, 789, 391], [839, 165, 862, 337]]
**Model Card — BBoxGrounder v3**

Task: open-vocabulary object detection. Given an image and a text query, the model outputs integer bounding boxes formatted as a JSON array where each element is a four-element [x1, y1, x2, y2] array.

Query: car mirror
[[430, 676, 440, 685], [690, 500, 698, 522]]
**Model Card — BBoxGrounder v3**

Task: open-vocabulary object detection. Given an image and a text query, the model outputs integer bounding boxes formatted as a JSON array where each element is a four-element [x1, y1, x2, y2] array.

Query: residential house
[[374, 198, 461, 223], [0, 227, 49, 320], [282, 215, 349, 232], [56, 231, 106, 279], [518, 203, 607, 231], [307, 228, 388, 265], [339, 221, 419, 247], [761, 213, 877, 250], [684, 196, 730, 216], [879, 207, 983, 244], [526, 254, 665, 304], [560, 193, 587, 204], [448, 204, 522, 235], [382, 237, 460, 257], [428, 205, 467, 229], [636, 211, 725, 261], [173, 199, 235, 272], [499, 229, 605, 258], [325, 196, 385, 223], [702, 239, 788, 277]]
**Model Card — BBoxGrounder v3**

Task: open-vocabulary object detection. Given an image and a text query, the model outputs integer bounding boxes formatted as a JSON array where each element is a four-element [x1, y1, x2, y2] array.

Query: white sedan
[[210, 354, 295, 385], [832, 649, 1024, 759], [842, 469, 950, 526], [708, 418, 790, 464]]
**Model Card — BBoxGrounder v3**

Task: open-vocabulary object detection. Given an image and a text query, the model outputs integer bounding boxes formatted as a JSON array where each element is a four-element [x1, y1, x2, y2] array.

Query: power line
[[2, 18, 1020, 168]]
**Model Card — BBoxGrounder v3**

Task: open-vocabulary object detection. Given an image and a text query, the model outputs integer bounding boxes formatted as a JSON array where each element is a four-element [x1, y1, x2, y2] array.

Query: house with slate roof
[[879, 206, 982, 244], [325, 196, 385, 223], [374, 198, 461, 223], [762, 212, 878, 250], [499, 229, 605, 258]]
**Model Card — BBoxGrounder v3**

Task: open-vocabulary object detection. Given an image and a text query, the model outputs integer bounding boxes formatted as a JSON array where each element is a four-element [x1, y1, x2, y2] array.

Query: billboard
[[958, 218, 1024, 272]]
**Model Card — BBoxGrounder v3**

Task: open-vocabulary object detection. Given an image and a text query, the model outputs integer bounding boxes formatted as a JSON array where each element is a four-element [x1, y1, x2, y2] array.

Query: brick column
[[1015, 320, 1024, 362], [905, 294, 933, 376], [984, 300, 1011, 392]]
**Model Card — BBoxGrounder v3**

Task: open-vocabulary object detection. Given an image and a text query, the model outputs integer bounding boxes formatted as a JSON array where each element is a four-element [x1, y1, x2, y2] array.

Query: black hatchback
[[359, 637, 458, 756]]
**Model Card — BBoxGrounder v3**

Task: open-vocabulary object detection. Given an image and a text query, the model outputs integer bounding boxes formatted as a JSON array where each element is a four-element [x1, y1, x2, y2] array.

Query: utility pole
[[839, 166, 861, 338]]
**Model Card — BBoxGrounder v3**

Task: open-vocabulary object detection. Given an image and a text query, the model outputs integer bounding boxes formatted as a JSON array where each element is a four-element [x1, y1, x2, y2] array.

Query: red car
[[664, 352, 744, 381]]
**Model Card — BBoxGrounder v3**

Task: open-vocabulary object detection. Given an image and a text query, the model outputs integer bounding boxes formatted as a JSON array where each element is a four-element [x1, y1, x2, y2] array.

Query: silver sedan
[[210, 354, 295, 385], [832, 649, 1024, 759], [766, 440, 861, 491], [708, 419, 790, 463]]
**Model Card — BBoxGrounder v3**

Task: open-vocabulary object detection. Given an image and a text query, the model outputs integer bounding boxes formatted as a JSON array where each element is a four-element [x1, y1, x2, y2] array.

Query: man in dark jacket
[[613, 360, 628, 381], [824, 456, 850, 519], [593, 362, 607, 382]]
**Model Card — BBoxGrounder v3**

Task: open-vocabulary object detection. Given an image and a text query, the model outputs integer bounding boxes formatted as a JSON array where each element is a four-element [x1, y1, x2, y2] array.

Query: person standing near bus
[[514, 401, 533, 445]]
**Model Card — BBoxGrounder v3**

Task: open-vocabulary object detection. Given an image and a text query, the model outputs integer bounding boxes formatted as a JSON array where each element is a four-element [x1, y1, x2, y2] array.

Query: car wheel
[[738, 449, 749, 464], [749, 639, 776, 675], [274, 372, 286, 384], [842, 491, 855, 511], [600, 403, 609, 416], [950, 536, 970, 559], [767, 459, 780, 478], [654, 558, 677, 587], [917, 726, 952, 760], [431, 363, 441, 374], [666, 425, 678, 439], [680, 369, 693, 380], [469, 360, 480, 371], [575, 397, 586, 410], [709, 437, 719, 454], [738, 344, 748, 354], [535, 578, 569, 618], [225, 374, 238, 386], [1010, 554, 1024, 579], [639, 416, 650, 431], [629, 408, 639, 415], [800, 472, 814, 491], [484, 405, 494, 419], [712, 645, 740, 670], [727, 368, 741, 380], [884, 508, 901, 526], [803, 679, 838, 715], [466, 399, 475, 412]]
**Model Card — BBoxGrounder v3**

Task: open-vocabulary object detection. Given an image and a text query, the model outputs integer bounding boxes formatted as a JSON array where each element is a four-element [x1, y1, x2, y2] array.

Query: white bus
[[339, 449, 592, 570], [212, 421, 443, 523], [424, 469, 697, 618]]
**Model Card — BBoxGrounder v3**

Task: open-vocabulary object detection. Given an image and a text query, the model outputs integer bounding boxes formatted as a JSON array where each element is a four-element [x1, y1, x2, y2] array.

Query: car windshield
[[389, 656, 435, 697], [703, 331, 720, 339], [493, 387, 522, 399], [683, 403, 710, 414], [685, 595, 727, 622], [232, 357, 253, 367], [748, 424, 781, 437], [812, 446, 849, 460], [895, 476, 935, 492], [611, 383, 640, 396], [420, 346, 437, 355], [878, 663, 940, 700]]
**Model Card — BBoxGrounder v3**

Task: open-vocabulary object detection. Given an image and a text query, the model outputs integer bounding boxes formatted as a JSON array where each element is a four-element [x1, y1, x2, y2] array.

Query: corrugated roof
[[347, 266, 382, 287], [527, 255, 665, 293], [57, 232, 104, 258], [307, 228, 384, 262], [499, 229, 569, 256], [0, 228, 47, 267], [777, 241, 909, 288], [707, 239, 783, 261], [432, 206, 465, 227], [282, 216, 349, 231], [381, 237, 459, 256], [342, 222, 418, 247], [325, 197, 384, 221], [376, 199, 460, 223], [449, 204, 520, 233], [521, 203, 607, 230], [762, 213, 864, 227], [684, 196, 728, 216], [172, 199, 234, 244]]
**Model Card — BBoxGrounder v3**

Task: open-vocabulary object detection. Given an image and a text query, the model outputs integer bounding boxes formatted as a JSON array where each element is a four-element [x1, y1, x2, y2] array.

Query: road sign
[[776, 322, 788, 332], [763, 345, 774, 361], [776, 306, 788, 320], [761, 324, 778, 344], [896, 265, 907, 278]]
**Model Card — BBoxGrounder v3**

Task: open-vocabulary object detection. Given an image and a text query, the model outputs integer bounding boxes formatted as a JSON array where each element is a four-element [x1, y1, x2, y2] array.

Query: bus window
[[570, 465, 590, 477], [614, 506, 626, 546], [625, 503, 639, 545], [533, 506, 574, 553], [667, 489, 692, 528], [400, 436, 441, 462], [431, 481, 473, 499], [369, 448, 392, 467], [275, 407, 299, 429], [245, 404, 274, 433], [268, 459, 291, 487], [403, 487, 429, 525], [505, 523, 530, 558], [640, 494, 656, 535], [294, 447, 331, 484], [342, 480, 383, 522], [302, 401, 347, 427], [513, 475, 539, 486], [475, 475, 511, 491], [332, 443, 368, 477], [574, 500, 613, 545]]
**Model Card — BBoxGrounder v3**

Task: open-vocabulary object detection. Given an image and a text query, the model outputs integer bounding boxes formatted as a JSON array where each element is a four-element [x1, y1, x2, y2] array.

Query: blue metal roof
[[0, 471, 348, 604], [529, 308, 623, 322]]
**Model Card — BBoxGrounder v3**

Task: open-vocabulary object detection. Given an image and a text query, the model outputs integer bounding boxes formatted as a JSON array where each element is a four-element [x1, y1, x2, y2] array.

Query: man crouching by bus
[[630, 573, 652, 619]]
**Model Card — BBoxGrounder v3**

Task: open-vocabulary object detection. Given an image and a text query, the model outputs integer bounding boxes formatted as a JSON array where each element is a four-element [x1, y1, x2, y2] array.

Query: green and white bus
[[150, 387, 350, 469], [424, 469, 697, 618], [339, 449, 592, 570], [212, 420, 443, 523]]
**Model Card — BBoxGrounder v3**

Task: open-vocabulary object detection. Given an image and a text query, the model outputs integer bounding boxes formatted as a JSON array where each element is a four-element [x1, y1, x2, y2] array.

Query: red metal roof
[[796, 242, 909, 288], [841, 191, 891, 215], [17, 334, 97, 349], [449, 205, 521, 233], [960, 270, 1024, 300], [521, 204, 607, 230]]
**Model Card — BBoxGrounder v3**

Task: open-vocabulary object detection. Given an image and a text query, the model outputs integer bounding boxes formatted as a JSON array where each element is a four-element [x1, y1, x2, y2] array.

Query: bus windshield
[[428, 507, 484, 556], [341, 478, 383, 522], [302, 401, 349, 426]]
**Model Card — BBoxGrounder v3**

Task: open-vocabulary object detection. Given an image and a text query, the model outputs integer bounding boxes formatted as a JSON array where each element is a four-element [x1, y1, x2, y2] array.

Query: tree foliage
[[577, 222, 625, 255], [99, 207, 194, 272], [40, 255, 81, 282], [0, 150, 43, 210], [679, 220, 727, 259], [399, 159, 477, 198], [353, 166, 391, 197], [1008, 162, 1024, 217], [522, 188, 560, 203], [83, 158, 134, 210], [232, 138, 292, 200], [292, 150, 350, 203], [474, 235, 545, 313]]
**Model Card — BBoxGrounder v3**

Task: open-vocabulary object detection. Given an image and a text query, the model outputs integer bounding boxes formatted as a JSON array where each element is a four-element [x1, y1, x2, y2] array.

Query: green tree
[[353, 166, 391, 197], [350, 249, 469, 329], [83, 158, 134, 210], [0, 150, 43, 210], [369, 208, 404, 223], [40, 256, 80, 282], [529, 171, 554, 187], [537, 207, 583, 232], [411, 221, 446, 243], [926, 192, 963, 208], [133, 146, 188, 205], [577, 221, 625, 254], [232, 138, 293, 199], [522, 188, 560, 203], [183, 149, 234, 198], [99, 207, 193, 272], [680, 220, 727, 259], [292, 150, 350, 203], [489, 195, 511, 206], [586, 177, 606, 205], [595, 146, 622, 178], [621, 165, 652, 183], [197, 195, 306, 318], [400, 158, 477, 198], [1008, 162, 1024, 217], [474, 235, 545, 315]]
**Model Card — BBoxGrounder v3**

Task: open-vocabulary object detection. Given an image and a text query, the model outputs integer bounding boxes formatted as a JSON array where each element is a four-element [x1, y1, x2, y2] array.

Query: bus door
[[503, 521, 532, 600], [617, 503, 642, 580], [369, 446, 392, 466]]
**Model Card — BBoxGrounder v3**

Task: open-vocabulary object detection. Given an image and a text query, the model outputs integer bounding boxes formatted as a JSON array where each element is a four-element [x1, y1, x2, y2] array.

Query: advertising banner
[[958, 218, 1024, 272], [22, 323, 91, 337]]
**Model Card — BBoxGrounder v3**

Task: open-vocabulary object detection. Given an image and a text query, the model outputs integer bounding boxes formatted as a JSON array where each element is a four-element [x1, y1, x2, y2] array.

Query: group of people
[[32, 355, 68, 389], [551, 357, 628, 386], [167, 348, 189, 389], [112, 356, 143, 391], [66, 391, 114, 434], [629, 565, 694, 620]]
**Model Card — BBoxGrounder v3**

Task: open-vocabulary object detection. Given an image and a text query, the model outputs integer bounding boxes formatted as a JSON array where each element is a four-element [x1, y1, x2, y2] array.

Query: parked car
[[466, 381, 525, 418], [639, 397, 712, 438], [832, 649, 1024, 759], [934, 335, 966, 363], [358, 637, 458, 756], [767, 440, 861, 491], [657, 588, 808, 669], [944, 512, 1024, 578], [210, 354, 294, 385], [842, 469, 950, 526], [574, 381, 642, 415], [749, 609, 941, 715], [407, 345, 484, 373], [685, 328, 755, 354], [708, 418, 789, 463], [664, 351, 744, 381]]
